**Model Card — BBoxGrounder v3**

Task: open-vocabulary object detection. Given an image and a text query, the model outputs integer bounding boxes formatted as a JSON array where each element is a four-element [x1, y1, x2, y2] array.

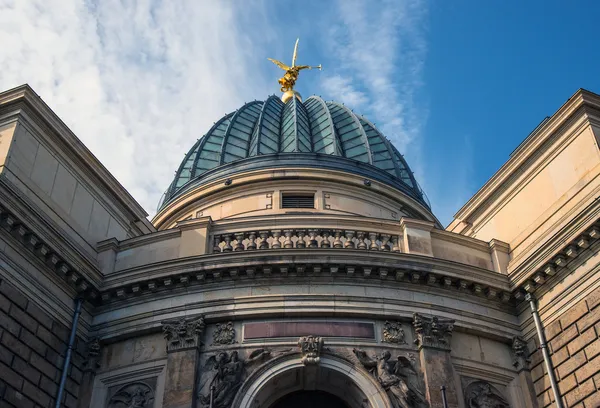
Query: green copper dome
[[160, 95, 428, 210]]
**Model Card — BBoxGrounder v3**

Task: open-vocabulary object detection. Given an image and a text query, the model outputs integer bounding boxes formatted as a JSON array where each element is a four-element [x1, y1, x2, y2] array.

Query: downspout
[[526, 294, 564, 408], [54, 297, 83, 408]]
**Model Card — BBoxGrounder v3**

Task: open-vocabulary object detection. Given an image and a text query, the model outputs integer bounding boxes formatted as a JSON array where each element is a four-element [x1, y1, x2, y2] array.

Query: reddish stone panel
[[243, 321, 375, 339]]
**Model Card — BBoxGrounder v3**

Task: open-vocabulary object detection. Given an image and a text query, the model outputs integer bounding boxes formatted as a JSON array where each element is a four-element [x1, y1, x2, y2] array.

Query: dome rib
[[304, 96, 338, 156], [326, 101, 372, 165], [162, 95, 429, 211], [220, 101, 263, 165]]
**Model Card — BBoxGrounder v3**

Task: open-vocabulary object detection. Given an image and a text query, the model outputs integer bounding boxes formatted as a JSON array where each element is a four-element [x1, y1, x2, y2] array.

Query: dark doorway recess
[[269, 390, 349, 408]]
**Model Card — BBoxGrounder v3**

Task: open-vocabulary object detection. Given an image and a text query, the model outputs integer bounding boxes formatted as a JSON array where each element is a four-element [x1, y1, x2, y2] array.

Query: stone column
[[162, 316, 206, 408], [77, 338, 101, 408], [413, 313, 458, 408], [511, 336, 537, 408]]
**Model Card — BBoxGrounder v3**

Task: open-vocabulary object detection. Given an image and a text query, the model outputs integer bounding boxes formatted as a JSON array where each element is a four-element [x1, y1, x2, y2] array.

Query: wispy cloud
[[0, 0, 273, 216], [319, 0, 428, 152]]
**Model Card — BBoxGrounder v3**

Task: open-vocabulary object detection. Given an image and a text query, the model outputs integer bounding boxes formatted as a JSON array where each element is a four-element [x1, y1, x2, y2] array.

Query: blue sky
[[1, 0, 598, 225]]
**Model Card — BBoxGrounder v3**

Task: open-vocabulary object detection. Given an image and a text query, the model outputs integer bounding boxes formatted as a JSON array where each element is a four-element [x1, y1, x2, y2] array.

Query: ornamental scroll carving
[[162, 315, 206, 352], [298, 335, 324, 365], [197, 348, 276, 408], [107, 382, 154, 408], [383, 321, 407, 344], [511, 336, 530, 370], [353, 349, 426, 408], [212, 321, 236, 345], [412, 313, 454, 350], [464, 381, 510, 408]]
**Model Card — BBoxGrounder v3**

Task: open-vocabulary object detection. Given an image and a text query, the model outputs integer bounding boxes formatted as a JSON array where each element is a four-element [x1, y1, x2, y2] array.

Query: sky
[[1, 0, 599, 226]]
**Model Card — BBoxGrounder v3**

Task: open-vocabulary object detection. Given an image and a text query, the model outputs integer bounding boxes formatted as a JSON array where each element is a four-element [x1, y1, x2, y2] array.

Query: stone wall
[[0, 279, 83, 408], [531, 292, 600, 407]]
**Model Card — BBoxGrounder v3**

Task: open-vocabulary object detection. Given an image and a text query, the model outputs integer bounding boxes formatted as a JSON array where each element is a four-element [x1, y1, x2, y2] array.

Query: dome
[[160, 95, 429, 210]]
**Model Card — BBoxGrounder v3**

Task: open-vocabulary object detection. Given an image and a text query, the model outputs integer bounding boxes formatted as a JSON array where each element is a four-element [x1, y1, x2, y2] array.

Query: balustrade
[[211, 229, 402, 253]]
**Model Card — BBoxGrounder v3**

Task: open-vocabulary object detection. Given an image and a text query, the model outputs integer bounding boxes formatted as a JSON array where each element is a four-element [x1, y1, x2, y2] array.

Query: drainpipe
[[440, 386, 449, 408], [54, 297, 83, 408], [526, 294, 564, 408]]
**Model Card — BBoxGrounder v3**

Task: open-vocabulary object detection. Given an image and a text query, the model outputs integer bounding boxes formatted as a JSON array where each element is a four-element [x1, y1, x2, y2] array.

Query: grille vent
[[282, 194, 315, 209]]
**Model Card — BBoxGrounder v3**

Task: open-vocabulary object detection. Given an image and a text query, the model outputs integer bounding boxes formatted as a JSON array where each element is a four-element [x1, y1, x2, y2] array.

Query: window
[[281, 193, 315, 209]]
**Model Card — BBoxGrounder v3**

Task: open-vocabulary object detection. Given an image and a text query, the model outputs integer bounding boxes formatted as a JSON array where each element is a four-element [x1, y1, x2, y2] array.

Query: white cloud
[[0, 0, 273, 216], [319, 0, 428, 152]]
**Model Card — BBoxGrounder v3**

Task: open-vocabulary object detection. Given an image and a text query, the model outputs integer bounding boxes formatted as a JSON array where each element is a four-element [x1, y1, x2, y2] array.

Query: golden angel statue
[[268, 38, 322, 93]]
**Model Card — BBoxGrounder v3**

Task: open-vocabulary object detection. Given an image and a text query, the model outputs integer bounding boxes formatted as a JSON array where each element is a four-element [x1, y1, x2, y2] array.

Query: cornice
[[0, 84, 151, 227], [450, 89, 600, 228], [0, 202, 100, 303], [98, 248, 512, 306]]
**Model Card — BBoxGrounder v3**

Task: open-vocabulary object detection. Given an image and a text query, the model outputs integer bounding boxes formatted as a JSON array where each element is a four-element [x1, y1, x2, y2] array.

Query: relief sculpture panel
[[106, 379, 157, 408]]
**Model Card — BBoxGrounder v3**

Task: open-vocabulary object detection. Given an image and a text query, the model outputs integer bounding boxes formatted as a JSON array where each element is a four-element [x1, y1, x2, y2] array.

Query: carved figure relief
[[212, 321, 236, 345], [383, 321, 407, 344], [464, 381, 509, 408], [83, 337, 101, 373], [107, 382, 154, 408], [353, 349, 426, 408], [413, 313, 454, 350], [197, 349, 274, 408], [162, 315, 206, 351], [298, 335, 324, 365]]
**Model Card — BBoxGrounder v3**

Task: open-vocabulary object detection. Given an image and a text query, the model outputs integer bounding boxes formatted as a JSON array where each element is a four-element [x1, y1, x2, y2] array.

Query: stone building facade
[[0, 84, 598, 407]]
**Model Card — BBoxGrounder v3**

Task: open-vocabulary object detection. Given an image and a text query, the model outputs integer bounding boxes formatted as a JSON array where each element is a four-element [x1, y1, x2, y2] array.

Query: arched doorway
[[234, 355, 391, 408], [269, 390, 349, 408]]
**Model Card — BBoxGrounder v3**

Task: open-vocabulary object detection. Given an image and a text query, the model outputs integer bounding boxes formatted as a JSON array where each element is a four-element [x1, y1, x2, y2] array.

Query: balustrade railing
[[211, 229, 402, 253]]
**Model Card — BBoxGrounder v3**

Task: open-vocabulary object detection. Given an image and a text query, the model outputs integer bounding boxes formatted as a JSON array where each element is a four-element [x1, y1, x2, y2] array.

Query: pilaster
[[178, 216, 213, 257], [161, 315, 206, 408], [489, 239, 511, 274], [413, 313, 458, 408], [77, 338, 102, 408]]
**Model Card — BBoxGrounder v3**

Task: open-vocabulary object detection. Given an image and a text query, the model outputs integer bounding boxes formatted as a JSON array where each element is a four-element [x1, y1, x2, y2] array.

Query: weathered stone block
[[163, 349, 198, 408], [567, 328, 597, 355], [23, 378, 52, 407], [0, 361, 24, 390], [2, 385, 35, 408], [565, 378, 594, 406], [30, 352, 57, 380], [587, 289, 600, 311], [551, 324, 578, 351], [531, 361, 546, 382], [583, 392, 600, 408], [12, 356, 41, 385], [1, 331, 31, 361], [558, 373, 577, 394], [577, 306, 600, 332], [9, 305, 38, 334], [36, 325, 66, 354], [574, 356, 600, 384], [0, 293, 10, 313], [534, 374, 551, 395], [537, 390, 553, 407], [0, 344, 12, 366], [19, 328, 47, 357], [557, 350, 585, 379], [545, 319, 562, 341], [551, 346, 569, 366], [560, 301, 589, 329], [0, 281, 27, 309], [584, 337, 600, 360], [25, 301, 53, 330]]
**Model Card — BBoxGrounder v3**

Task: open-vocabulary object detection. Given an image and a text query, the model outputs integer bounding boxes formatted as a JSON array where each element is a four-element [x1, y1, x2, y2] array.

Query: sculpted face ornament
[[383, 321, 407, 344], [212, 321, 236, 345], [353, 349, 426, 408], [511, 336, 530, 370], [298, 335, 324, 365], [413, 313, 454, 351]]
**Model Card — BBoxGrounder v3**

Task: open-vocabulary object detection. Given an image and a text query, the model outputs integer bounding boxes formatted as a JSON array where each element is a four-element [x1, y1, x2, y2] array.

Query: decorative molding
[[161, 315, 205, 352], [0, 203, 100, 302], [413, 313, 454, 351], [463, 380, 510, 408], [298, 335, 323, 365], [83, 338, 102, 374], [511, 336, 530, 371], [212, 321, 236, 345], [107, 381, 155, 408], [382, 321, 407, 344]]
